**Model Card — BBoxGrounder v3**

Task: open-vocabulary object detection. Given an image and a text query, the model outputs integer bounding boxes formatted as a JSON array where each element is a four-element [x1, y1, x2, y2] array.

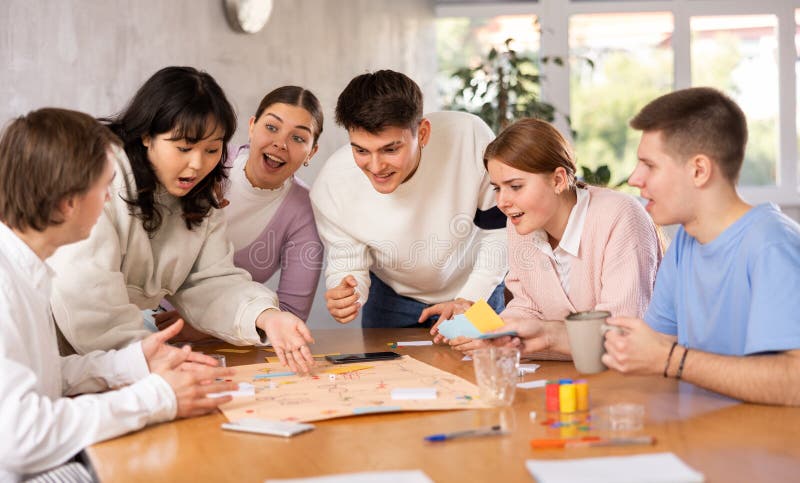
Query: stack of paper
[[526, 452, 705, 483]]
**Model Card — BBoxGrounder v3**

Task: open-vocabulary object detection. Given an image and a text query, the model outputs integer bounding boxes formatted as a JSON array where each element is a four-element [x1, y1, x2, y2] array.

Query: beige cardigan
[[50, 148, 278, 354]]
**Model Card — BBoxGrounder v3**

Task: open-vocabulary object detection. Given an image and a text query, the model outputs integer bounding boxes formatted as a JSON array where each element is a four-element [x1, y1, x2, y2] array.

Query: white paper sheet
[[208, 382, 255, 399], [526, 452, 705, 483], [517, 379, 547, 389], [265, 470, 433, 483]]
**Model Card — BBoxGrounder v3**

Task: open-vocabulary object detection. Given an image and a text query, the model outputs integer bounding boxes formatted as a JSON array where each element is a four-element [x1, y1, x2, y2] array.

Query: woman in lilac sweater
[[442, 118, 662, 359], [157, 86, 323, 336], [222, 86, 324, 320]]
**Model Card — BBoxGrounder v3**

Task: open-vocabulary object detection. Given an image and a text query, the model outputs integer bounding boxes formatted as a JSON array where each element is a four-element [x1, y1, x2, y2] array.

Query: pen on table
[[425, 424, 507, 442], [530, 435, 655, 449]]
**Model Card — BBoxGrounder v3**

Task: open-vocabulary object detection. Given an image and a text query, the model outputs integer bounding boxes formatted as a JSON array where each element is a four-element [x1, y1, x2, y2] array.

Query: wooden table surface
[[87, 329, 800, 482]]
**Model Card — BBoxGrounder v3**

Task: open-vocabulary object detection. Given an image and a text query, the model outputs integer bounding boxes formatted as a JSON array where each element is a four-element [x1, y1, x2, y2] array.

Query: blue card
[[436, 314, 483, 340]]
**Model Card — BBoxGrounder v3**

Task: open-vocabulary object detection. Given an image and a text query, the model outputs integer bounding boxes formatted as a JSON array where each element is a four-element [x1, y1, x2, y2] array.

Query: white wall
[[0, 0, 438, 329]]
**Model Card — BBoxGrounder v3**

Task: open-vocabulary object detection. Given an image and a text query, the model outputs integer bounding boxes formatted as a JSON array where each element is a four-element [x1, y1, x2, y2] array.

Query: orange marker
[[531, 435, 655, 449], [530, 436, 601, 449]]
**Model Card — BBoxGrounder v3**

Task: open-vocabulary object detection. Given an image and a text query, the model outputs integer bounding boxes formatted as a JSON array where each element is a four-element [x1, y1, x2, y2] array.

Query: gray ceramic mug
[[564, 310, 611, 374]]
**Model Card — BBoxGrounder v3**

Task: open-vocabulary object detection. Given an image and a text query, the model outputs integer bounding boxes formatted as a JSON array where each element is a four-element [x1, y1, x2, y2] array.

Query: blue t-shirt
[[645, 203, 800, 355]]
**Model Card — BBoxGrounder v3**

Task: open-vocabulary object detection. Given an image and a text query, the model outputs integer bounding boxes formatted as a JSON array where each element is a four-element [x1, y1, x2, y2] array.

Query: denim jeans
[[361, 272, 506, 328]]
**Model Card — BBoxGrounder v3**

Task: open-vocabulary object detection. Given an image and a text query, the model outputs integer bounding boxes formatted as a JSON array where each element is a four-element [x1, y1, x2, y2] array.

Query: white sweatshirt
[[49, 147, 279, 354], [310, 111, 508, 305]]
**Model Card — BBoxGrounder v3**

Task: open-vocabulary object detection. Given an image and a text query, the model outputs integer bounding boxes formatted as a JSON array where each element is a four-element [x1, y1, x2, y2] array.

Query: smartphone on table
[[325, 351, 401, 364]]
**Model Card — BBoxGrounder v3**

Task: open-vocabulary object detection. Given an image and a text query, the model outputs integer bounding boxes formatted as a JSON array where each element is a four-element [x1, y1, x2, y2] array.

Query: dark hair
[[0, 108, 119, 231], [102, 66, 236, 234], [484, 118, 582, 189], [630, 87, 748, 184], [335, 70, 423, 133], [254, 86, 324, 146]]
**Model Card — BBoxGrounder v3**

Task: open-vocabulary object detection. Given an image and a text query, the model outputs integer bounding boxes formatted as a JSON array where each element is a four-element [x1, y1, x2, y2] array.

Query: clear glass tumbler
[[472, 347, 521, 406]]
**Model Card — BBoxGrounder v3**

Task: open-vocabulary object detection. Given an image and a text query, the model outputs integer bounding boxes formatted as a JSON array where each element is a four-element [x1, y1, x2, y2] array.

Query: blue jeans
[[361, 272, 506, 329]]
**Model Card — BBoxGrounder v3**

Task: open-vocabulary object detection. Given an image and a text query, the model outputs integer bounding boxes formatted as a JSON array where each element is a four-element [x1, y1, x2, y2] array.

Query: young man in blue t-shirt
[[602, 87, 800, 406]]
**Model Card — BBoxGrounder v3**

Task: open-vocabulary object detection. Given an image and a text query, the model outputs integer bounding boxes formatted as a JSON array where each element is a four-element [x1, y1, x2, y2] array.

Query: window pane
[[436, 15, 541, 132], [691, 15, 778, 186], [570, 12, 674, 188]]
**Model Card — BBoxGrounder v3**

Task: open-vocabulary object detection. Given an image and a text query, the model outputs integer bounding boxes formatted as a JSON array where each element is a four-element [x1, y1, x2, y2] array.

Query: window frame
[[436, 0, 800, 205]]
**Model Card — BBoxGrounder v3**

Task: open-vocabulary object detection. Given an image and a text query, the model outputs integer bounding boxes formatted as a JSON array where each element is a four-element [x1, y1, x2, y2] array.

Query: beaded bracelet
[[663, 341, 678, 378], [676, 346, 689, 380]]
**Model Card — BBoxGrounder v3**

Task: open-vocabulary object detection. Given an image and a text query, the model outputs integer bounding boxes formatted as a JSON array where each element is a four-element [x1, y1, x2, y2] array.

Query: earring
[[303, 161, 309, 167]]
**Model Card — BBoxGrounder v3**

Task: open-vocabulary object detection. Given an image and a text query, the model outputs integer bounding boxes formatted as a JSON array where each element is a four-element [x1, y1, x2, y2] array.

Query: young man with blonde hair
[[603, 87, 800, 406]]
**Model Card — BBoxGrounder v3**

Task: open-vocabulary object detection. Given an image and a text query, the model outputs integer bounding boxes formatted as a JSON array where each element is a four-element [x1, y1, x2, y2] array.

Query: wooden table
[[87, 329, 800, 482]]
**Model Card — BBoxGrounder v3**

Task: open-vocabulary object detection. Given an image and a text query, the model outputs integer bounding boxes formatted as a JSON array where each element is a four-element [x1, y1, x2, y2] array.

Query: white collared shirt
[[0, 222, 176, 481], [530, 187, 590, 295]]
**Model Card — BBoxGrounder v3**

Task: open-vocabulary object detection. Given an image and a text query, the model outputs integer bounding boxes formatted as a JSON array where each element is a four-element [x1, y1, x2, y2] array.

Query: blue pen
[[424, 424, 506, 442]]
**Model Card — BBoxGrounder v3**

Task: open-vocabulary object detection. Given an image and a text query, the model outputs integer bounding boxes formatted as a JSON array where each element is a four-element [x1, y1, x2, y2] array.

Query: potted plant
[[444, 38, 616, 186]]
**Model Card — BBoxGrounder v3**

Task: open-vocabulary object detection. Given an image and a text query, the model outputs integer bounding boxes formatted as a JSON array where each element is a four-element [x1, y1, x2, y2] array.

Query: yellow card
[[216, 348, 252, 354], [464, 299, 505, 332], [322, 364, 374, 375]]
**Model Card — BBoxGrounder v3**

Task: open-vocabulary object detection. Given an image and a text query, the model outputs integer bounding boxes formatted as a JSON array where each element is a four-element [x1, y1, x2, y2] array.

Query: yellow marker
[[575, 380, 589, 411], [216, 348, 252, 354], [559, 381, 577, 413], [312, 352, 341, 358], [464, 299, 505, 332], [323, 364, 374, 375]]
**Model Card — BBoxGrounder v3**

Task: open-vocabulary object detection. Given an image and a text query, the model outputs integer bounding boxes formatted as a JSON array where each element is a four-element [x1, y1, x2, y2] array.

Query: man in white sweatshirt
[[310, 70, 508, 328], [0, 108, 235, 482]]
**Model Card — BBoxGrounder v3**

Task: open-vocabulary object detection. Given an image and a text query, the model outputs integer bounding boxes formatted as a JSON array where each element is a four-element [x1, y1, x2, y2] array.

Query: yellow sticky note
[[323, 364, 374, 375], [216, 348, 252, 354], [465, 299, 505, 332]]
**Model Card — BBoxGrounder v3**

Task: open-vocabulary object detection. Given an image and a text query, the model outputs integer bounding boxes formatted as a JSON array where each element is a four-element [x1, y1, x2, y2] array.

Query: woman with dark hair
[[437, 118, 662, 360], [222, 86, 324, 319], [49, 67, 315, 373], [156, 86, 325, 336]]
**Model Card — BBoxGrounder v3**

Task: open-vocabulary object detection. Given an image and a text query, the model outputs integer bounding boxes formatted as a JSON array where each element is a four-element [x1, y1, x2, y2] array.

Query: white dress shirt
[[0, 222, 176, 482], [529, 187, 589, 296]]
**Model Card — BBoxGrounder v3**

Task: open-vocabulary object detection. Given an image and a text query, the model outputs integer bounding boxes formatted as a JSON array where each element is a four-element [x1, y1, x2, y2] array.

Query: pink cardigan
[[501, 186, 662, 358]]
